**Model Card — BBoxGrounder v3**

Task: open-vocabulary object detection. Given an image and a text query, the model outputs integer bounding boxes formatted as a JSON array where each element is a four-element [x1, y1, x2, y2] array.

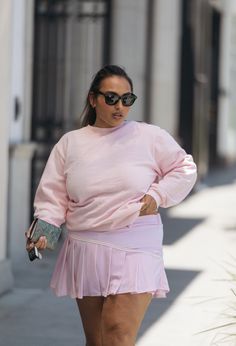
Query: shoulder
[[134, 121, 181, 149], [134, 121, 159, 131], [51, 128, 85, 156], [56, 127, 88, 145], [133, 121, 169, 138]]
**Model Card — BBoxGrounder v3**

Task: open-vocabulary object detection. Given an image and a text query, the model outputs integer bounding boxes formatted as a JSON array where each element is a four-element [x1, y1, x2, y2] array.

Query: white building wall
[[228, 16, 236, 157], [110, 0, 148, 121], [212, 0, 236, 161], [23, 0, 34, 142], [8, 0, 35, 261], [10, 0, 25, 143], [0, 0, 14, 294], [9, 0, 34, 142], [149, 0, 182, 136]]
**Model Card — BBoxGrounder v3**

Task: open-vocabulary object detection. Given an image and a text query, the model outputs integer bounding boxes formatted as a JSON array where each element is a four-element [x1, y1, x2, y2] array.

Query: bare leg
[[76, 296, 104, 346], [101, 293, 152, 346]]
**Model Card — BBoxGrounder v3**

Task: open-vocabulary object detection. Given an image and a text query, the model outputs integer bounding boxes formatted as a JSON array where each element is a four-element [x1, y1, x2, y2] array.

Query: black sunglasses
[[97, 91, 137, 107]]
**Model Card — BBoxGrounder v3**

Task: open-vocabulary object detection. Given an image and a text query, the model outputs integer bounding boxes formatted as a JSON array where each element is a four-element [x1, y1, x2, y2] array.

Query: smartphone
[[28, 246, 42, 261]]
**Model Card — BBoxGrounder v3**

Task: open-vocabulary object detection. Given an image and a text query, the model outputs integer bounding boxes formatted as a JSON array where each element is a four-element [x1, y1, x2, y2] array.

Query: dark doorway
[[178, 0, 195, 154], [209, 9, 221, 168], [32, 0, 111, 143], [179, 0, 214, 179], [31, 0, 111, 218]]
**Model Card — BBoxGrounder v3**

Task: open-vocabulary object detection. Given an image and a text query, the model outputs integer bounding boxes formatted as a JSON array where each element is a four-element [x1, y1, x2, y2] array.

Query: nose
[[114, 99, 123, 109]]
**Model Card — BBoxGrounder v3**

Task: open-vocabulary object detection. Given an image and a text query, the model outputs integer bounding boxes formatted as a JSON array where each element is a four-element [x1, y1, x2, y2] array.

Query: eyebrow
[[100, 90, 131, 95]]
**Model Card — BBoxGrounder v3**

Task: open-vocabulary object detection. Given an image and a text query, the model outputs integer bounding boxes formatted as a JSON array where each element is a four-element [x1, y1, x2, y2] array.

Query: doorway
[[209, 8, 221, 168], [31, 0, 111, 216]]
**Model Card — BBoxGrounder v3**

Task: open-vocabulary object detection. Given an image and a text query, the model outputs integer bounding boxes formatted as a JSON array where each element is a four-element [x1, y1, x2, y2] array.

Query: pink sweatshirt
[[34, 120, 197, 232]]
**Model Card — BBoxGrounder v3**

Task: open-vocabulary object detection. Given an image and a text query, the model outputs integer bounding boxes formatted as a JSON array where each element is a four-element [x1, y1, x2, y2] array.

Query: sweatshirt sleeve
[[146, 127, 197, 208], [33, 136, 69, 227]]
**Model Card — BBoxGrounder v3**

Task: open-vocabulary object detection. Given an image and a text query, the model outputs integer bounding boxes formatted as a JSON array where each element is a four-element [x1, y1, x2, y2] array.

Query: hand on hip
[[139, 194, 158, 216]]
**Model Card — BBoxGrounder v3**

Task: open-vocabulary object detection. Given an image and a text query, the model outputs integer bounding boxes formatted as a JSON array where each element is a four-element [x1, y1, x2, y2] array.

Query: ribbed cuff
[[146, 189, 162, 208]]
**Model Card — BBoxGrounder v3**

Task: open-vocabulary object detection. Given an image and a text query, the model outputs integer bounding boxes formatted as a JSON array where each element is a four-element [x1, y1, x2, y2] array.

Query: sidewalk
[[0, 165, 236, 346], [137, 165, 236, 346]]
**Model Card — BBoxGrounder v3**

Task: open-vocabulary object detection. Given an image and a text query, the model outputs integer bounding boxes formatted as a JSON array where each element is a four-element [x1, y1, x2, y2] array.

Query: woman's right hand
[[25, 236, 47, 252]]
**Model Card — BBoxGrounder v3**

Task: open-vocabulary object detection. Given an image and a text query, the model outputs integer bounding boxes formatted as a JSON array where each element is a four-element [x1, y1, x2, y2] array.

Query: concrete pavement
[[137, 165, 236, 346], [0, 165, 236, 346]]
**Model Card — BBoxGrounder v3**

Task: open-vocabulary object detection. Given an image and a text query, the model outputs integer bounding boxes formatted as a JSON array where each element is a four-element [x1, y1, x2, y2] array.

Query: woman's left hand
[[139, 194, 158, 216]]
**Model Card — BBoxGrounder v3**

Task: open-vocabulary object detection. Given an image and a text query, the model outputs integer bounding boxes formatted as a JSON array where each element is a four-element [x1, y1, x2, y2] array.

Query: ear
[[89, 92, 96, 109]]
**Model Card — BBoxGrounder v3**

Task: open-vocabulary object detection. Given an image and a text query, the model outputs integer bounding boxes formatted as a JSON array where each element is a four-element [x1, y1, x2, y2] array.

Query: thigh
[[102, 293, 152, 340], [76, 296, 104, 344]]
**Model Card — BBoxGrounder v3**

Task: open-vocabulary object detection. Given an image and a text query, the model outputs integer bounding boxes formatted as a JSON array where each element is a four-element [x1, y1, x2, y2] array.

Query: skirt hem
[[50, 285, 169, 299]]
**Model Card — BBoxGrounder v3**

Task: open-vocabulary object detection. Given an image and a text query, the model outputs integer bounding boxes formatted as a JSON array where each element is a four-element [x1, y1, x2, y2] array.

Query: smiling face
[[89, 76, 132, 128]]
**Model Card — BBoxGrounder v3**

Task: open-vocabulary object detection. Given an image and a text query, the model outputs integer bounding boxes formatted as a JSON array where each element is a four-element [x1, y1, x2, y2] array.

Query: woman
[[26, 65, 197, 345]]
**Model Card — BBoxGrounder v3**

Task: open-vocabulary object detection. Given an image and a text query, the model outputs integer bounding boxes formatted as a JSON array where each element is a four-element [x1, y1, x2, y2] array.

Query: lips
[[112, 113, 123, 118]]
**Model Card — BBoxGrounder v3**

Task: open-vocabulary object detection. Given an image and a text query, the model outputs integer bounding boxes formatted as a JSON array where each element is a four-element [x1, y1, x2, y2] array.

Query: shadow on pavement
[[12, 239, 63, 289], [138, 268, 201, 340], [202, 164, 236, 187], [160, 210, 205, 245]]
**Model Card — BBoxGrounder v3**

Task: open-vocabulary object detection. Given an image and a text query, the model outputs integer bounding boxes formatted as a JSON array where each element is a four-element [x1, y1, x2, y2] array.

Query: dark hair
[[79, 65, 134, 127]]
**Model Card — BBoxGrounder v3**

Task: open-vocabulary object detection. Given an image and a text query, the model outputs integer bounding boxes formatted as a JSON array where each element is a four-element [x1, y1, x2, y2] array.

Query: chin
[[111, 116, 125, 122]]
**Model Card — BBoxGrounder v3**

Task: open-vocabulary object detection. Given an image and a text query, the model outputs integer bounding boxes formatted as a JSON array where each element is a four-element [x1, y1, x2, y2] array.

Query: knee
[[102, 321, 135, 345]]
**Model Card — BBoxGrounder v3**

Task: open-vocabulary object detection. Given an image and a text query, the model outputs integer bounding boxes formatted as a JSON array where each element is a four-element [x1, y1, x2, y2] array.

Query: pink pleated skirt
[[50, 214, 170, 299]]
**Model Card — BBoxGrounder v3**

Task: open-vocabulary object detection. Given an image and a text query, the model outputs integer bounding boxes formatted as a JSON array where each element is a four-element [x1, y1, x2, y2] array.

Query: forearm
[[147, 154, 197, 208]]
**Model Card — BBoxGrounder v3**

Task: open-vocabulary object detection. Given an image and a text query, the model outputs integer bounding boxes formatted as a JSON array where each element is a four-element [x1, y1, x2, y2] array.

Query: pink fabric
[[34, 120, 197, 231], [33, 120, 197, 299], [50, 215, 170, 299]]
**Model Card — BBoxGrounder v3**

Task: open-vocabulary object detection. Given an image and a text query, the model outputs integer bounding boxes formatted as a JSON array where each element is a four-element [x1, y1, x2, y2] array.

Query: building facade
[[0, 0, 14, 295], [1, 0, 236, 295]]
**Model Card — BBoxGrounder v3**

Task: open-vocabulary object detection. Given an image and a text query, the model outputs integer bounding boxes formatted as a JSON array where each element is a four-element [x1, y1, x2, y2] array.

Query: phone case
[[28, 219, 62, 250], [28, 246, 42, 261]]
